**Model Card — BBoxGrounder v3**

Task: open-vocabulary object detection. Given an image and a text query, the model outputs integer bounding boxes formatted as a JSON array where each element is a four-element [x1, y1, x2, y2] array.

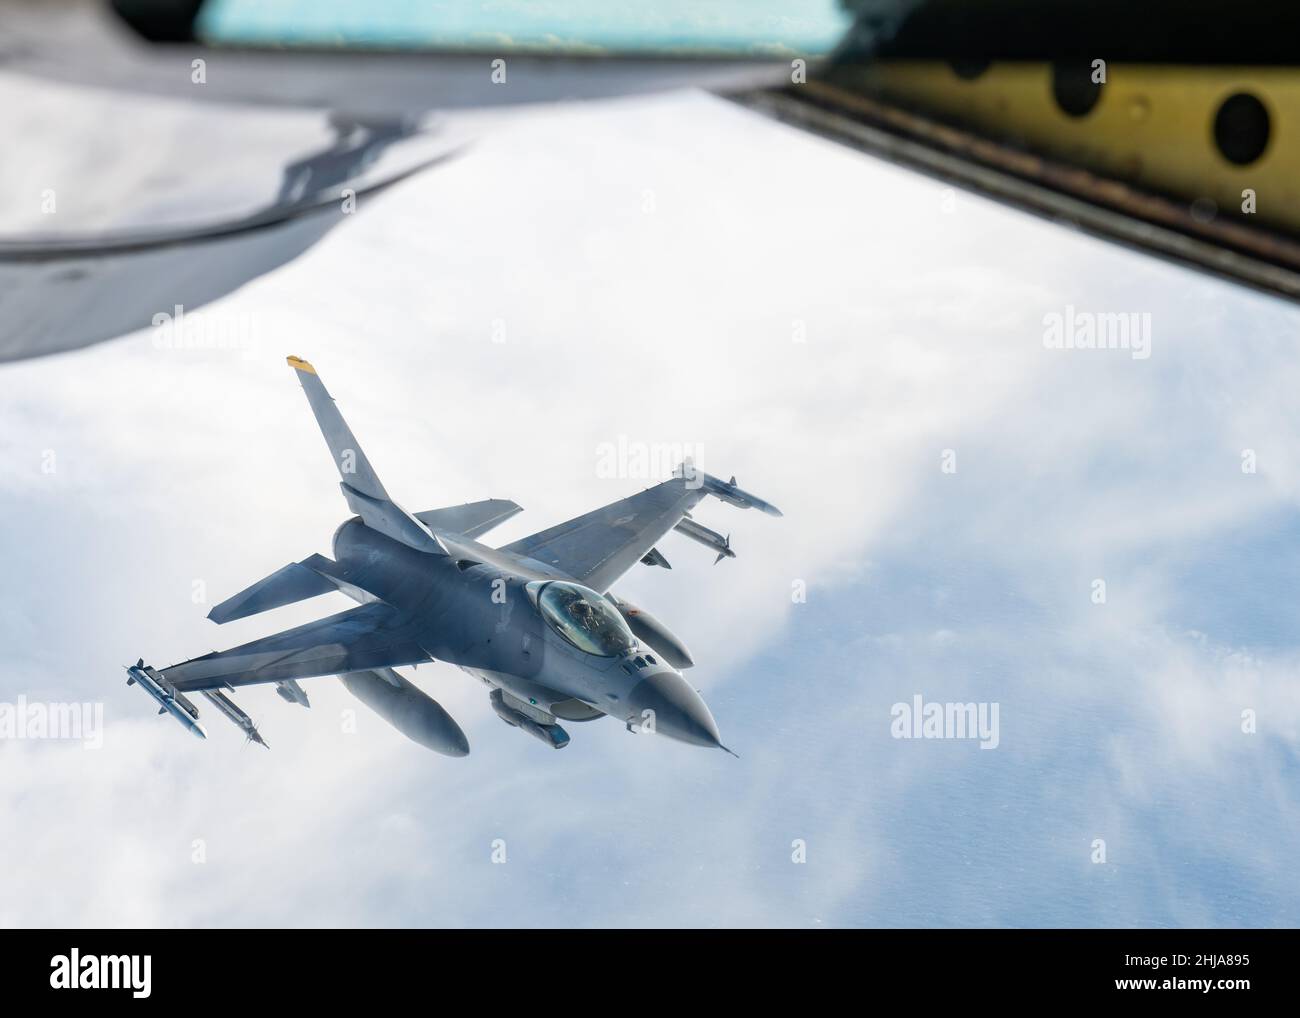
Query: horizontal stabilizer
[[300, 553, 388, 606], [208, 553, 389, 625], [208, 562, 339, 624], [413, 499, 523, 539]]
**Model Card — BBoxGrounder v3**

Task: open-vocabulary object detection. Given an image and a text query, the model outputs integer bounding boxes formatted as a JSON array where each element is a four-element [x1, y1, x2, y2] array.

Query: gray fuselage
[[331, 518, 722, 747]]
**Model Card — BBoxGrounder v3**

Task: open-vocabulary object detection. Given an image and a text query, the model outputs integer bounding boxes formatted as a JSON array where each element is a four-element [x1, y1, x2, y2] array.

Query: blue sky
[[1, 84, 1299, 927]]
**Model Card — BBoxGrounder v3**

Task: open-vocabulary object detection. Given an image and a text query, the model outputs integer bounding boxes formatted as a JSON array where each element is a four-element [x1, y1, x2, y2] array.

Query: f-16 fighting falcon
[[127, 357, 781, 756]]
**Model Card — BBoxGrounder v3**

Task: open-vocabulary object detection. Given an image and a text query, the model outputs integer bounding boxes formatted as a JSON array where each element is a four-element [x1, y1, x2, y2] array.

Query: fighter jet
[[127, 356, 780, 756]]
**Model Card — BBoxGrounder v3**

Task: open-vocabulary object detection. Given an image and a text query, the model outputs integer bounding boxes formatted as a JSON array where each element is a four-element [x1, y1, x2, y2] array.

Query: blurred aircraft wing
[[0, 146, 459, 262], [4, 0, 792, 115]]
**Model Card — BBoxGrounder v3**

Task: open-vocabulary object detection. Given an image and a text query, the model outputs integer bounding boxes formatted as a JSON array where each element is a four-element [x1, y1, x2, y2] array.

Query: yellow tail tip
[[286, 355, 317, 375]]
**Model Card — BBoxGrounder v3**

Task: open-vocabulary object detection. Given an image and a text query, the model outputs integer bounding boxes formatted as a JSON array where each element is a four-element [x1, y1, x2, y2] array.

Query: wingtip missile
[[126, 662, 207, 739], [701, 473, 783, 517]]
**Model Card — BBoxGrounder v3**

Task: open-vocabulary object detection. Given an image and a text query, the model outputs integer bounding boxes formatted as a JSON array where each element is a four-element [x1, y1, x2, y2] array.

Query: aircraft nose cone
[[626, 669, 722, 748]]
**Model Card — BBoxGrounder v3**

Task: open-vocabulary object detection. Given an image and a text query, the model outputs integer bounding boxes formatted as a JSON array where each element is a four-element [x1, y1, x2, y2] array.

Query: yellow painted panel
[[834, 61, 1297, 229]]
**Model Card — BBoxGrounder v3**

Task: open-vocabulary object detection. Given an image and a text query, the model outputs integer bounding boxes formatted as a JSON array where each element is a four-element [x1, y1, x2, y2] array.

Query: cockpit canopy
[[530, 580, 636, 657]]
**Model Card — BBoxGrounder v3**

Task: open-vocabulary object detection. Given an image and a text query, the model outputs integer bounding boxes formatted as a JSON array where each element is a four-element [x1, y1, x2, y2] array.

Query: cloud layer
[[1, 90, 1298, 927]]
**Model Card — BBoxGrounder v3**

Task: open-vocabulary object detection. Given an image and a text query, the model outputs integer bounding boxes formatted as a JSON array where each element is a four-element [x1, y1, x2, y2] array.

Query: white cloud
[[2, 90, 1299, 927]]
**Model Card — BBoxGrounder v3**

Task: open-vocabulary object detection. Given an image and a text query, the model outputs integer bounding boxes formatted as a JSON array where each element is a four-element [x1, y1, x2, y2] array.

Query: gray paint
[[340, 668, 469, 757], [134, 357, 779, 755]]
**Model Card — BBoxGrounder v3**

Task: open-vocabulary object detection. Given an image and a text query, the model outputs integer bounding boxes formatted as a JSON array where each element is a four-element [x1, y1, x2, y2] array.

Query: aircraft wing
[[500, 477, 710, 594], [160, 603, 429, 692]]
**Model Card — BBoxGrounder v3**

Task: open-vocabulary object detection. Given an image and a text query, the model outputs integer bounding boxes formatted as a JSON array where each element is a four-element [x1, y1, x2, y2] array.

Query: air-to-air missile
[[674, 465, 784, 518], [199, 688, 269, 748], [125, 661, 206, 739], [700, 473, 785, 518]]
